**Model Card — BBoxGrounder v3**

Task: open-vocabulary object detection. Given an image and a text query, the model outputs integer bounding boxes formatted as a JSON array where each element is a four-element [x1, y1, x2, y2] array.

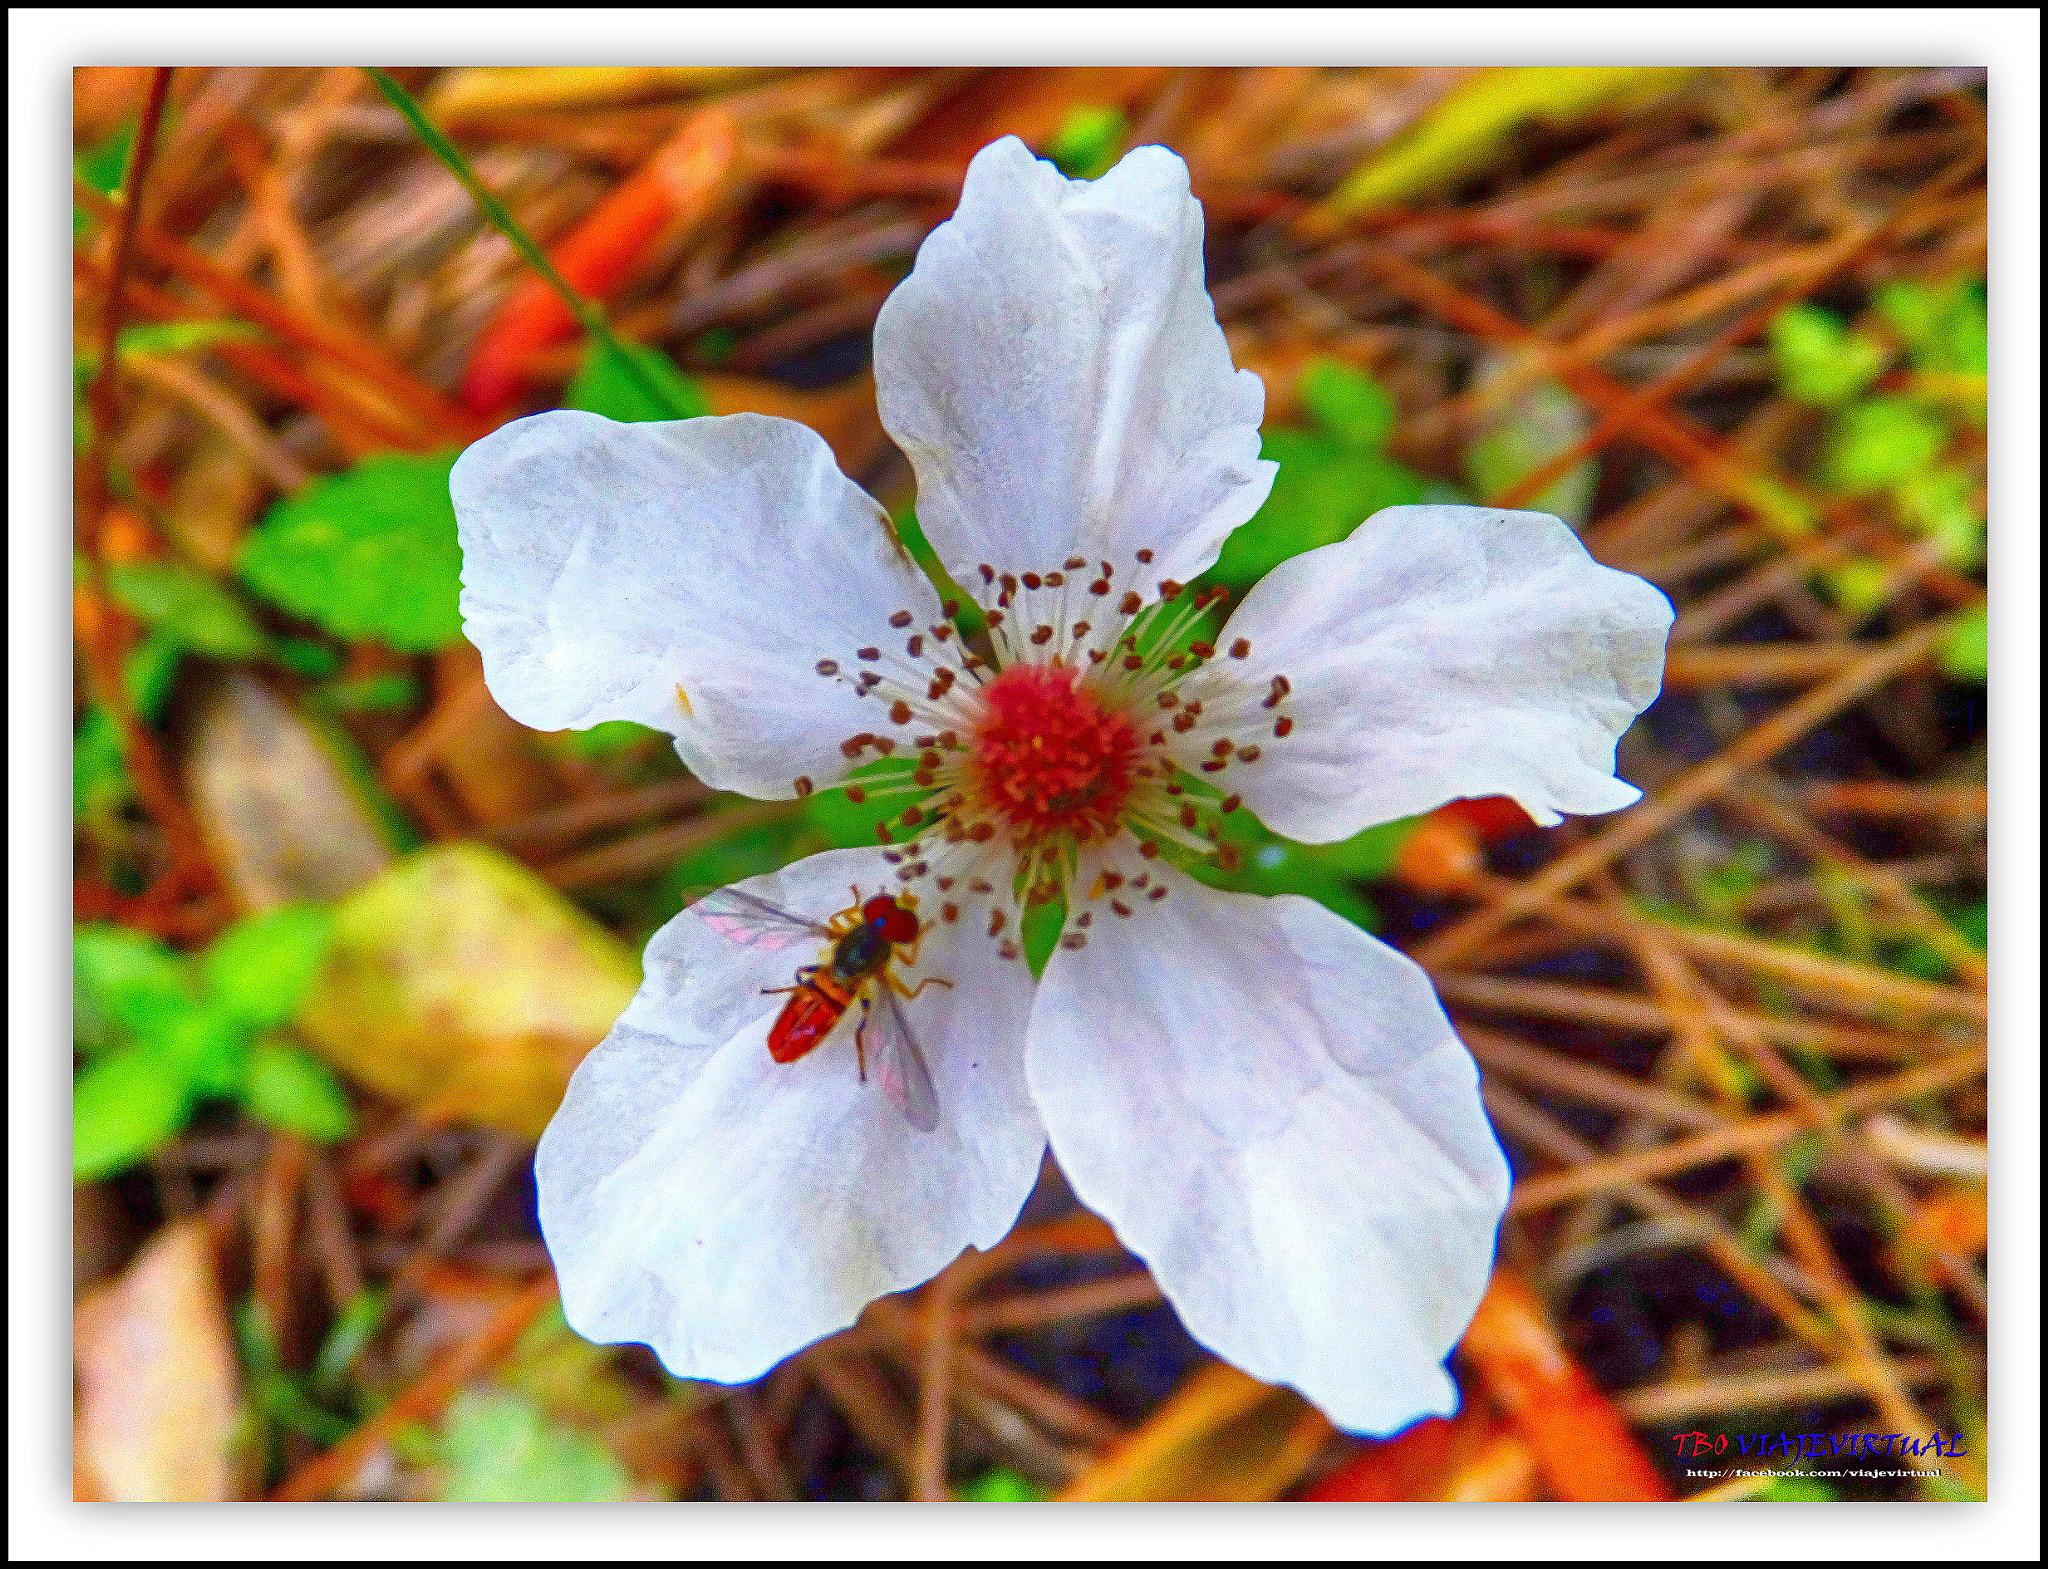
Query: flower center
[[966, 664, 1138, 846]]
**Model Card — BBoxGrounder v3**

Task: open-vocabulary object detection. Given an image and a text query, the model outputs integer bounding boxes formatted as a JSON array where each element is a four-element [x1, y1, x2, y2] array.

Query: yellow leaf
[[74, 1220, 241, 1502], [1056, 1362, 1332, 1502], [297, 842, 639, 1138]]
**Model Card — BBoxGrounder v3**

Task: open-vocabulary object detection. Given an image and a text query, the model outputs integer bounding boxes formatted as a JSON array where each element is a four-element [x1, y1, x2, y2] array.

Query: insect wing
[[692, 886, 832, 951], [869, 987, 940, 1133]]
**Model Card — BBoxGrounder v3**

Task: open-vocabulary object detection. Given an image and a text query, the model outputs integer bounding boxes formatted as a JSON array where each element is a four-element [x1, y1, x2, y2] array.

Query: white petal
[[452, 410, 940, 800], [874, 137, 1275, 595], [536, 848, 1043, 1383], [1221, 504, 1673, 837], [1030, 867, 1509, 1435]]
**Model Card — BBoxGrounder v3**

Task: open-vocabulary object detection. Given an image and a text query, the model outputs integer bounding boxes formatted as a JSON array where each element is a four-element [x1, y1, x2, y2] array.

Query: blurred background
[[72, 65, 1987, 1503]]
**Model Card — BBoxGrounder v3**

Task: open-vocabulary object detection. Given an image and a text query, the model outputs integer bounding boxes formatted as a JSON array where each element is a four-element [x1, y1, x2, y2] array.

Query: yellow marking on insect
[[675, 683, 694, 718]]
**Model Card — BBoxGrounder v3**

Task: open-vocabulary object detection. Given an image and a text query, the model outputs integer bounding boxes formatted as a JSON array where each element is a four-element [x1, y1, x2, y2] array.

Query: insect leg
[[888, 972, 955, 1001], [761, 961, 821, 997], [853, 994, 872, 1083]]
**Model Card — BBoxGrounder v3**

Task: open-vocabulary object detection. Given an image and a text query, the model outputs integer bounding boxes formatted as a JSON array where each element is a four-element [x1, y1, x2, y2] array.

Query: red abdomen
[[768, 983, 846, 1064]]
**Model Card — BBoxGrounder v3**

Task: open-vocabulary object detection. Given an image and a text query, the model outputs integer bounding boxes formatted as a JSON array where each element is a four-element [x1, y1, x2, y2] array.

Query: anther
[[1229, 638, 1250, 659], [794, 776, 814, 796], [1102, 872, 1124, 890], [1221, 794, 1241, 813], [1001, 574, 1019, 596], [1031, 625, 1054, 645], [1179, 804, 1198, 828], [979, 566, 995, 585], [1044, 571, 1064, 587], [986, 611, 1004, 628], [1274, 716, 1295, 738], [1263, 675, 1292, 709], [1100, 560, 1113, 578], [902, 806, 924, 826], [815, 659, 839, 676], [1089, 580, 1110, 596], [1236, 745, 1262, 762], [876, 824, 893, 843], [1075, 912, 1092, 928], [1139, 840, 1160, 859], [1118, 591, 1142, 615], [1218, 843, 1243, 872], [907, 634, 924, 657], [1023, 572, 1043, 590], [872, 738, 896, 756], [1212, 739, 1233, 757], [1064, 556, 1087, 571], [1165, 782, 1184, 795], [968, 822, 995, 842], [890, 700, 913, 724], [1148, 885, 1168, 901], [1133, 873, 1149, 888], [883, 850, 903, 865], [918, 750, 940, 769], [1088, 650, 1106, 663], [999, 940, 1020, 961], [1123, 653, 1145, 671], [1071, 621, 1091, 638], [942, 903, 959, 923], [1060, 933, 1087, 950], [1150, 729, 1166, 745], [931, 625, 952, 641], [969, 878, 993, 893], [913, 769, 935, 787], [1136, 548, 1154, 564], [859, 672, 883, 690], [1168, 655, 1186, 670], [1172, 712, 1196, 733], [1201, 759, 1228, 772], [846, 786, 867, 804], [1112, 899, 1132, 917], [858, 647, 880, 662], [939, 731, 958, 748], [1157, 691, 1179, 709], [1189, 641, 1215, 659], [988, 909, 1006, 936], [1159, 580, 1184, 600], [889, 610, 914, 628]]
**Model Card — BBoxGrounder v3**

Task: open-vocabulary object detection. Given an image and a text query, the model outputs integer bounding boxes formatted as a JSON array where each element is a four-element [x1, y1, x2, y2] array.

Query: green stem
[[364, 67, 690, 421]]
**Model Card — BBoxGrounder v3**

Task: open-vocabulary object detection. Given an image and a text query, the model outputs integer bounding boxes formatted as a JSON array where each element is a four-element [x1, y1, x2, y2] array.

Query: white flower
[[451, 137, 1673, 1436]]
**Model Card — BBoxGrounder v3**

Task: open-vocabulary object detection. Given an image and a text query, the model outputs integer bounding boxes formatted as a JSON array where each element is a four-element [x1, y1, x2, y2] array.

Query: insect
[[693, 885, 950, 1131]]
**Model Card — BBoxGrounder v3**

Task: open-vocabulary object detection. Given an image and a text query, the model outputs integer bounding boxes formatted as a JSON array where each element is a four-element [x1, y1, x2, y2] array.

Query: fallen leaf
[[1057, 1362, 1332, 1502], [1458, 1269, 1672, 1501], [297, 842, 639, 1137], [183, 672, 397, 911], [74, 1220, 241, 1501]]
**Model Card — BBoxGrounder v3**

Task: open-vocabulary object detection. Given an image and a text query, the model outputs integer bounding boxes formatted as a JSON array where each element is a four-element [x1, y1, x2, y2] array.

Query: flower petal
[[536, 848, 1043, 1382], [1030, 867, 1510, 1435], [1221, 504, 1673, 837], [875, 137, 1275, 595], [452, 410, 940, 799]]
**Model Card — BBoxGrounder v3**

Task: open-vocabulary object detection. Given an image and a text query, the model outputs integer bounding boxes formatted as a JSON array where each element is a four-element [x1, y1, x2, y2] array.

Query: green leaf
[[106, 559, 268, 659], [562, 338, 710, 424], [312, 1287, 388, 1397], [74, 708, 129, 824], [439, 1388, 631, 1502], [1894, 465, 1983, 570], [1046, 104, 1127, 180], [558, 718, 661, 758], [124, 629, 186, 720], [801, 762, 921, 851], [1818, 396, 1949, 494], [1874, 277, 1987, 376], [76, 320, 265, 378], [270, 636, 345, 678], [1819, 558, 1892, 622], [73, 1044, 195, 1180], [315, 672, 422, 714], [1463, 373, 1599, 526], [73, 924, 196, 1036], [1207, 428, 1425, 590], [958, 1466, 1046, 1501], [160, 1004, 254, 1098], [1938, 604, 1988, 683], [201, 904, 336, 1028], [1297, 357, 1396, 450], [74, 121, 134, 235], [238, 449, 466, 652], [1768, 303, 1888, 408], [239, 1039, 356, 1143]]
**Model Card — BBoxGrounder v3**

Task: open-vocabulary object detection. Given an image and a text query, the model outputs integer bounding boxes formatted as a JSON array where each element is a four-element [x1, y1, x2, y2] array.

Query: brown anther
[[942, 903, 959, 923], [1088, 649, 1107, 663], [926, 679, 947, 701], [998, 940, 1020, 961], [841, 736, 866, 759], [1201, 759, 1228, 773], [1064, 556, 1087, 571], [1001, 574, 1019, 595], [1165, 782, 1184, 795], [1211, 739, 1232, 757], [1189, 641, 1215, 659], [793, 776, 814, 797], [889, 610, 914, 628], [1159, 580, 1183, 600], [1274, 716, 1295, 738], [1229, 638, 1250, 659], [1075, 912, 1093, 928], [1123, 653, 1145, 671], [1150, 730, 1167, 746], [846, 785, 867, 804], [1148, 886, 1167, 901], [988, 909, 1006, 936], [1118, 591, 1143, 615], [859, 672, 883, 689], [969, 878, 992, 894], [1111, 899, 1133, 917], [1136, 548, 1155, 564], [1185, 700, 1202, 715], [1236, 745, 1262, 762], [919, 750, 942, 769], [815, 659, 839, 676], [1100, 560, 1113, 578], [986, 611, 1005, 628], [1022, 572, 1043, 590], [1139, 840, 1160, 859], [979, 565, 995, 585], [937, 875, 955, 890], [876, 824, 894, 843], [1218, 843, 1243, 872], [943, 598, 961, 616], [1072, 621, 1091, 638], [907, 635, 924, 657], [913, 769, 935, 787], [1044, 572, 1064, 587], [1157, 691, 1179, 709], [1102, 871, 1124, 890], [858, 646, 880, 661], [902, 806, 924, 826], [968, 822, 995, 842], [890, 700, 912, 724], [963, 656, 986, 671], [872, 738, 896, 756], [1221, 794, 1241, 813], [1031, 625, 1054, 645], [1089, 579, 1110, 596], [1060, 933, 1087, 950], [883, 850, 904, 865], [932, 624, 952, 641], [1263, 675, 1291, 709], [1179, 804, 1198, 829], [1168, 656, 1186, 670], [939, 730, 958, 748]]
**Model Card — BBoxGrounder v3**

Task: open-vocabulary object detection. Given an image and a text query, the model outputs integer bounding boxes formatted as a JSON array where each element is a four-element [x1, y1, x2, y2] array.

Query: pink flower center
[[966, 663, 1138, 848]]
